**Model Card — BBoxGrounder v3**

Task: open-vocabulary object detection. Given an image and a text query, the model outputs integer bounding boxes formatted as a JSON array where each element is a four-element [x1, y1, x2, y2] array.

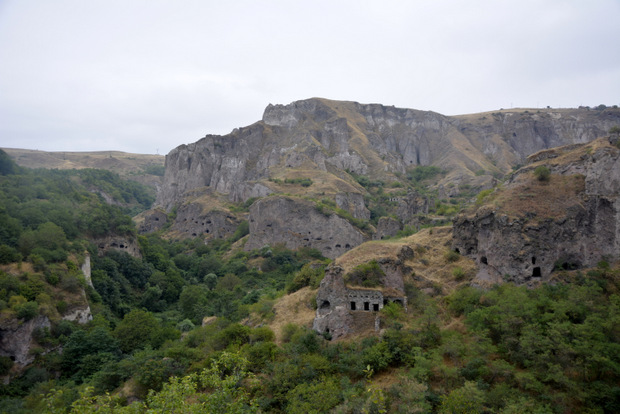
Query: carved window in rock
[[350, 301, 356, 310], [364, 302, 370, 311], [320, 300, 330, 309], [373, 303, 379, 311]]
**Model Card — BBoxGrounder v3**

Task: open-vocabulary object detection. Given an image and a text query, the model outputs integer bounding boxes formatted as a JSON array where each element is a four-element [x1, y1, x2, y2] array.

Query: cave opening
[[532, 267, 542, 277]]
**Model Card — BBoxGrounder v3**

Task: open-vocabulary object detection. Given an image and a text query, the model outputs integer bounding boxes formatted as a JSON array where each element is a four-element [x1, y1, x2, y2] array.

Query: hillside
[[453, 136, 620, 285], [1, 101, 620, 413], [148, 98, 620, 259], [1, 148, 165, 191]]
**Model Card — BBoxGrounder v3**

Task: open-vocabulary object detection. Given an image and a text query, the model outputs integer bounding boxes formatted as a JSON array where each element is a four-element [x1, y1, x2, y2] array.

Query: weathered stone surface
[[158, 99, 620, 212], [373, 217, 402, 240], [452, 139, 620, 285], [245, 196, 368, 259], [172, 203, 242, 240], [93, 235, 141, 258], [62, 304, 93, 324], [313, 258, 410, 339], [138, 208, 168, 233], [397, 191, 431, 223], [0, 316, 51, 367], [312, 265, 353, 339], [335, 192, 370, 220], [153, 99, 620, 258]]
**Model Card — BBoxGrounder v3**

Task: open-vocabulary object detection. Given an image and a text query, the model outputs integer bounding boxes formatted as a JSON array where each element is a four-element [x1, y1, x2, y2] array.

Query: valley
[[1, 99, 619, 413]]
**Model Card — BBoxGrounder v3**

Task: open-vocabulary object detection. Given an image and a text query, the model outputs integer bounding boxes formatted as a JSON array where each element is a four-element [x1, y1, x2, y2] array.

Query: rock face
[[452, 138, 620, 285], [313, 249, 412, 339], [312, 266, 354, 339], [157, 99, 620, 210], [138, 209, 168, 233], [153, 98, 620, 255], [373, 217, 402, 240], [245, 196, 368, 259], [171, 202, 242, 240], [93, 235, 141, 258], [0, 316, 51, 367]]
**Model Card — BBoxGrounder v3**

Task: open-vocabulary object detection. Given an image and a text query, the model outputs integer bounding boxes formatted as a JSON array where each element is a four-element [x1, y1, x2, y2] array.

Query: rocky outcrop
[[313, 261, 409, 339], [62, 304, 93, 324], [312, 266, 354, 339], [373, 217, 402, 240], [158, 99, 620, 211], [0, 316, 51, 367], [245, 196, 368, 259], [452, 138, 620, 285], [396, 190, 431, 223], [138, 208, 168, 233], [335, 192, 370, 220], [172, 202, 242, 240], [152, 98, 620, 257], [93, 235, 141, 258]]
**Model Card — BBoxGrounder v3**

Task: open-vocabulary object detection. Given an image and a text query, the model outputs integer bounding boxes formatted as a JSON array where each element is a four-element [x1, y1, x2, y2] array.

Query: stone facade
[[313, 265, 407, 339]]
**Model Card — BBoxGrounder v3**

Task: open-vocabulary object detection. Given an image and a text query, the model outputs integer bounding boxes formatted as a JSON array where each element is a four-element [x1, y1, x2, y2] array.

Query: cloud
[[0, 0, 619, 154]]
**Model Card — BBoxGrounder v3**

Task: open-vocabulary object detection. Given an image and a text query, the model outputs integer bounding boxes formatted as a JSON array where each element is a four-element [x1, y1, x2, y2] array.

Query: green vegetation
[[1, 149, 620, 413], [534, 165, 551, 182], [284, 177, 313, 187], [406, 165, 444, 183], [345, 259, 385, 287]]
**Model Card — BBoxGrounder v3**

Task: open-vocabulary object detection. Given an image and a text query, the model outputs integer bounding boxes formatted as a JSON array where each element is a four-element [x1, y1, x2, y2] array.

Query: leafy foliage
[[345, 259, 385, 287]]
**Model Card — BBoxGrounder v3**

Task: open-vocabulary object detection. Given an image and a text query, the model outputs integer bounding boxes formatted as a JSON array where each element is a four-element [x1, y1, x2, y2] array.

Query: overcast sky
[[1, 0, 619, 155]]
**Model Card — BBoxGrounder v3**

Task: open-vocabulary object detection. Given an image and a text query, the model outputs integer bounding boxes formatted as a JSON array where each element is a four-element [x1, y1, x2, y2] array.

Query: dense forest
[[0, 149, 619, 413]]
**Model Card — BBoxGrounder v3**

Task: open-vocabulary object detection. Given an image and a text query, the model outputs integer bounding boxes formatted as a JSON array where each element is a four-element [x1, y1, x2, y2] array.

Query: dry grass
[[490, 173, 585, 220], [268, 287, 317, 344], [2, 148, 163, 176], [333, 226, 477, 296]]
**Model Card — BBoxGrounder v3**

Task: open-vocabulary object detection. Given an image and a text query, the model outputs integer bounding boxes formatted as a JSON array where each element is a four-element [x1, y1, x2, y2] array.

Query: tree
[[113, 309, 160, 353], [439, 381, 485, 414]]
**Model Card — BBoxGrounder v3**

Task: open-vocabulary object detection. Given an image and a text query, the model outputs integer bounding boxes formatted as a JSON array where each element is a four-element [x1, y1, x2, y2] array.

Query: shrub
[[533, 166, 550, 182], [287, 263, 325, 293], [345, 260, 385, 287], [16, 301, 39, 320], [0, 245, 21, 264], [444, 250, 461, 263], [476, 189, 493, 205], [0, 356, 13, 375], [452, 267, 466, 281]]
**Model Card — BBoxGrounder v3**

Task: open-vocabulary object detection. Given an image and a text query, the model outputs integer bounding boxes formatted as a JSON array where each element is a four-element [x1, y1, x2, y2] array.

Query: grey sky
[[1, 0, 619, 155]]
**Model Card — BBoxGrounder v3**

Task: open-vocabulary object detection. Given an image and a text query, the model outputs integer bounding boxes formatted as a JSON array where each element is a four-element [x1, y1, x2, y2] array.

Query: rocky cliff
[[452, 137, 620, 285], [157, 99, 620, 209], [244, 196, 368, 259], [152, 98, 620, 254]]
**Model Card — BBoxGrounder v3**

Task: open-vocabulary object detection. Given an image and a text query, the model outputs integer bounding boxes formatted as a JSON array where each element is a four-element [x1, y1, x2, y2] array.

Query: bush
[[345, 260, 385, 287], [0, 356, 13, 375], [16, 301, 39, 320], [444, 250, 461, 263], [534, 166, 550, 182], [0, 245, 21, 264], [287, 263, 325, 293], [452, 267, 466, 281]]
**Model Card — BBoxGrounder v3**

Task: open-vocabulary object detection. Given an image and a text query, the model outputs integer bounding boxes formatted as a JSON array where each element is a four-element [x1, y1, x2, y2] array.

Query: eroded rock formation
[[245, 196, 368, 259], [452, 138, 620, 285]]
